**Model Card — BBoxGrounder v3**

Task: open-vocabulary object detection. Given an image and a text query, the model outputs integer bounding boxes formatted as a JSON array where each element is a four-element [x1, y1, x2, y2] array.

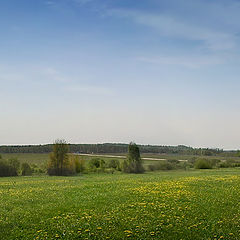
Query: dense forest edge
[[0, 143, 238, 157]]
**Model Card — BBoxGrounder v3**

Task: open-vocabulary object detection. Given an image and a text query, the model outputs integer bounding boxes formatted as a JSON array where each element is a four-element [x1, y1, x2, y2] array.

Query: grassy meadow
[[1, 153, 49, 166], [0, 169, 240, 239]]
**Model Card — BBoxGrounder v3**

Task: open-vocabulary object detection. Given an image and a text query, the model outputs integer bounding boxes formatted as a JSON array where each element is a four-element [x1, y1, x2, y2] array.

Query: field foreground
[[0, 170, 240, 239]]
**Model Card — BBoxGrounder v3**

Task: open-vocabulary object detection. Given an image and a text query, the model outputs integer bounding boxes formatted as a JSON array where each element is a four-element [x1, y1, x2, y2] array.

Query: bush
[[148, 160, 192, 172], [47, 167, 74, 176], [89, 158, 100, 169], [75, 158, 85, 173], [194, 159, 212, 169], [148, 164, 157, 171], [108, 159, 121, 171], [209, 159, 220, 167], [68, 155, 85, 174], [8, 158, 21, 173], [0, 159, 18, 177], [87, 158, 108, 173], [123, 160, 145, 173], [233, 163, 240, 167], [156, 161, 174, 170], [178, 161, 191, 170], [21, 163, 32, 176], [219, 162, 231, 168]]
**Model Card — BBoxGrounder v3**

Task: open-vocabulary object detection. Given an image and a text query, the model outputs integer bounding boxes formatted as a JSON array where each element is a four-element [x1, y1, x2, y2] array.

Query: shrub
[[21, 163, 32, 176], [219, 162, 231, 168], [148, 164, 157, 171], [88, 158, 107, 173], [8, 158, 21, 174], [75, 158, 85, 173], [89, 158, 101, 171], [108, 159, 120, 170], [155, 161, 175, 170], [233, 163, 240, 167], [209, 159, 220, 167], [0, 159, 18, 177], [147, 161, 174, 171], [148, 160, 192, 172], [178, 161, 191, 170], [47, 166, 75, 176], [194, 159, 212, 169], [68, 155, 85, 174], [100, 159, 106, 169]]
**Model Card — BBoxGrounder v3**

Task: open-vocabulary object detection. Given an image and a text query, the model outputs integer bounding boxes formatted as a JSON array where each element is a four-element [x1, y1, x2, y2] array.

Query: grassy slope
[[0, 169, 240, 239]]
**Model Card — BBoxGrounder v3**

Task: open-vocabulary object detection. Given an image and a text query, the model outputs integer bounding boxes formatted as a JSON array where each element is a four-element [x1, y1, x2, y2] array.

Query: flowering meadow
[[0, 169, 240, 239]]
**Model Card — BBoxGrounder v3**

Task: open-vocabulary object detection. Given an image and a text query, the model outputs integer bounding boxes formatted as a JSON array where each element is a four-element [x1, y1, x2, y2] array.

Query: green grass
[[1, 153, 49, 166], [0, 153, 126, 168], [0, 169, 240, 239]]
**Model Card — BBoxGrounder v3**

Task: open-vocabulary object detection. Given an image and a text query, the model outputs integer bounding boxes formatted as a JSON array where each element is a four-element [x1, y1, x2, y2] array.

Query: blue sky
[[1, 0, 240, 149]]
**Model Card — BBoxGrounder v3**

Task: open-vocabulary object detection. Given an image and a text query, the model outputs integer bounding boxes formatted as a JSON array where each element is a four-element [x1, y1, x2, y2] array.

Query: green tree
[[123, 142, 144, 173], [48, 139, 70, 176], [21, 162, 32, 176], [108, 159, 120, 170], [69, 154, 85, 173], [8, 158, 20, 173], [0, 159, 18, 177], [89, 158, 100, 169]]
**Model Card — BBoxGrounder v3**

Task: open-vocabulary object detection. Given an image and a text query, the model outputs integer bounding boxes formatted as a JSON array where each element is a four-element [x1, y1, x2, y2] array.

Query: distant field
[[1, 153, 49, 166], [142, 153, 240, 161], [0, 153, 163, 167], [1, 153, 240, 170], [0, 169, 240, 239]]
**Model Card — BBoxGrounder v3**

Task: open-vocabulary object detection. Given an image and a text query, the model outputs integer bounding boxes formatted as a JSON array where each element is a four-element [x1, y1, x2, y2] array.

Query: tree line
[[0, 143, 231, 156]]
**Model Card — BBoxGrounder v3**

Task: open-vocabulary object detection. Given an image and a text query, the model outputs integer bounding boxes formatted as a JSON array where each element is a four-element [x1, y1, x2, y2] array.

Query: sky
[[1, 0, 240, 149]]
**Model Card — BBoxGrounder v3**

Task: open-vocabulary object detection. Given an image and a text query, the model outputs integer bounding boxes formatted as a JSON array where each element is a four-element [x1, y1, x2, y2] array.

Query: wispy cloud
[[107, 8, 237, 51]]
